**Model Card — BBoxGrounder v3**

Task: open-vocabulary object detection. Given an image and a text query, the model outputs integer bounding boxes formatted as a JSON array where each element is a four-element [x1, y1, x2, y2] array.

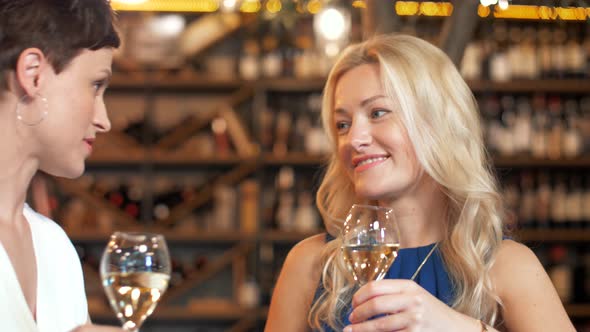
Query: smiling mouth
[[355, 156, 388, 167]]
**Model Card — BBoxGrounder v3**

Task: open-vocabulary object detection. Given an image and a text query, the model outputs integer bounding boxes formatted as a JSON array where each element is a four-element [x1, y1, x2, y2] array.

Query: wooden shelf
[[515, 229, 590, 242], [88, 151, 246, 167], [109, 74, 590, 94], [109, 73, 326, 92], [87, 152, 146, 166], [68, 229, 255, 244], [260, 78, 326, 92], [262, 230, 320, 243], [109, 73, 244, 90], [92, 301, 590, 321], [565, 304, 590, 319], [69, 229, 326, 244], [149, 153, 247, 167], [87, 152, 590, 169], [263, 152, 328, 166], [265, 154, 590, 168], [468, 79, 590, 94], [72, 228, 590, 245], [493, 156, 590, 168], [90, 305, 268, 321]]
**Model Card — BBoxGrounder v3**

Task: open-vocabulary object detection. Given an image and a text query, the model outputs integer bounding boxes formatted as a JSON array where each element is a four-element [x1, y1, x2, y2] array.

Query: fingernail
[[348, 312, 354, 322], [343, 326, 352, 332]]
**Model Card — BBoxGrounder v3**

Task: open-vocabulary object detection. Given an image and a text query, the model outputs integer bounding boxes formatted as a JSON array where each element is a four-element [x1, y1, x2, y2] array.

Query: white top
[[0, 204, 88, 332]]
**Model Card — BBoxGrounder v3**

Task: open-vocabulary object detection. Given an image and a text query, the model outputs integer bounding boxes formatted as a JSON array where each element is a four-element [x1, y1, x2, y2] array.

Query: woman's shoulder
[[489, 239, 575, 330], [490, 239, 549, 298], [265, 233, 331, 331], [279, 233, 332, 290], [492, 239, 538, 267], [24, 204, 69, 238], [24, 204, 78, 256], [294, 232, 331, 250], [491, 239, 539, 273], [284, 233, 330, 273]]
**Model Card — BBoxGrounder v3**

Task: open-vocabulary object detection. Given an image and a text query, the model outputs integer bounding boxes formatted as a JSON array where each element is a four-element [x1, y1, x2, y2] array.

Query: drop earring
[[15, 93, 48, 126]]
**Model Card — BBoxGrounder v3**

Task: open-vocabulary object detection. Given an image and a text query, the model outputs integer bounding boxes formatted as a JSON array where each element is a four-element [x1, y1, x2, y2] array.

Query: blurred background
[[27, 0, 590, 331]]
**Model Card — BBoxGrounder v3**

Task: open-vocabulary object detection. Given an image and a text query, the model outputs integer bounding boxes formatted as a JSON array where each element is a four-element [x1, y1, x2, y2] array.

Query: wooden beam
[[438, 0, 480, 67], [55, 178, 138, 226], [361, 0, 401, 38], [156, 86, 254, 150], [228, 317, 258, 332], [161, 161, 259, 226], [163, 242, 253, 303]]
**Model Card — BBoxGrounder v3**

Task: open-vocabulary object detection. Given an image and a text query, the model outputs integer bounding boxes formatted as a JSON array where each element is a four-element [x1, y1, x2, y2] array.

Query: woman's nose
[[93, 100, 111, 133], [348, 120, 372, 150]]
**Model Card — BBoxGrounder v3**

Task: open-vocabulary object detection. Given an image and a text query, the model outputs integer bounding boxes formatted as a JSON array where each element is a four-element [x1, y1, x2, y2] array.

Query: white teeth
[[356, 157, 387, 167]]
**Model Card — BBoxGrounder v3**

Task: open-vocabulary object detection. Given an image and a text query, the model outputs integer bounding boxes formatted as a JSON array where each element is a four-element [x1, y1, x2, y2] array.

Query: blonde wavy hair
[[309, 34, 505, 331]]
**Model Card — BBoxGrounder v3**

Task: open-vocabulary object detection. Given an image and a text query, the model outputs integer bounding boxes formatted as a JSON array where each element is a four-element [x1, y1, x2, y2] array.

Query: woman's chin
[[43, 164, 85, 180]]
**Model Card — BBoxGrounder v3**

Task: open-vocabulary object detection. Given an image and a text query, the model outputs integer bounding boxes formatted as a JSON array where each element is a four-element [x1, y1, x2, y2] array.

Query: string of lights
[[110, 0, 590, 21]]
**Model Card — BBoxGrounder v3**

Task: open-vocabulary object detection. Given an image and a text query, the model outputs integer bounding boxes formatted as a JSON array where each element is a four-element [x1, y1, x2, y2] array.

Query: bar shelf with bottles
[[37, 11, 589, 329], [503, 170, 590, 231], [461, 18, 590, 81], [531, 243, 590, 328]]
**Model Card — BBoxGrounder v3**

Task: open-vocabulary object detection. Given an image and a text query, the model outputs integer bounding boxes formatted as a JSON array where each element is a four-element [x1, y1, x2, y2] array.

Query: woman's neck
[[379, 176, 448, 248], [0, 99, 39, 225]]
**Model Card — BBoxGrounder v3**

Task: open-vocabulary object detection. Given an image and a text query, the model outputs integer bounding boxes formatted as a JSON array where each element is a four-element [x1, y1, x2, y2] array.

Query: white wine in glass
[[341, 204, 400, 286], [100, 232, 171, 332]]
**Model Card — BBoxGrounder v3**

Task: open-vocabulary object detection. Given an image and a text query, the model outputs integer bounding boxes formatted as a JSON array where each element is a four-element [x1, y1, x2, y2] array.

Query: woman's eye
[[335, 121, 350, 132], [93, 80, 107, 93], [370, 109, 389, 119]]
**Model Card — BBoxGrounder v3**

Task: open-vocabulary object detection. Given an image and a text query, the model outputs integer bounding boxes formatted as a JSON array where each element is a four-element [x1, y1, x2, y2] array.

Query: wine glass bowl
[[100, 232, 171, 332], [341, 204, 400, 286]]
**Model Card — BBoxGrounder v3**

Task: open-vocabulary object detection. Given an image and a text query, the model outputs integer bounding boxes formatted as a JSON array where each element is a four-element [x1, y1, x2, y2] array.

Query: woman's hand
[[344, 279, 481, 332], [70, 325, 124, 332]]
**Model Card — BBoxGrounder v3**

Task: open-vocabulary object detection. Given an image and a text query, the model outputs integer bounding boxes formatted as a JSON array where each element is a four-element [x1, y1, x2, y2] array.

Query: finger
[[344, 310, 423, 332], [349, 293, 421, 323], [352, 279, 415, 308]]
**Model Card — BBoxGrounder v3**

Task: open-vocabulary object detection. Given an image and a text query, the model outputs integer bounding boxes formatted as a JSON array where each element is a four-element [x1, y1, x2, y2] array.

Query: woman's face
[[333, 63, 422, 202], [35, 48, 113, 178]]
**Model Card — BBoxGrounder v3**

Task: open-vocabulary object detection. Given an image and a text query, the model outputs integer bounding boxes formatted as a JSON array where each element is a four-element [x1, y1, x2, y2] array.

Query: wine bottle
[[212, 184, 237, 231], [563, 99, 582, 158], [531, 95, 548, 159], [550, 174, 567, 228], [551, 28, 568, 79], [519, 171, 536, 229], [565, 174, 583, 227], [547, 245, 572, 304], [546, 97, 564, 160], [513, 97, 532, 155], [536, 172, 552, 228], [583, 175, 590, 225]]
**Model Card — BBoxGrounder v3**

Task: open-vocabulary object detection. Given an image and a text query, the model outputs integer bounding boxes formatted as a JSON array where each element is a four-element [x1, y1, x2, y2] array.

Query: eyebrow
[[100, 68, 113, 81], [360, 95, 386, 107], [334, 95, 387, 115]]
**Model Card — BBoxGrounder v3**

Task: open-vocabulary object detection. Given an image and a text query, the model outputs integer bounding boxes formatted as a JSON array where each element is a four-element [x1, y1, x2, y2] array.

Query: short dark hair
[[0, 0, 120, 90]]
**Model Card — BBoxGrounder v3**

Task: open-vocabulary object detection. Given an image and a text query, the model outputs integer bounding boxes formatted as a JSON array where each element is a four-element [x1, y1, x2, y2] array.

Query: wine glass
[[341, 204, 400, 286], [100, 232, 171, 332]]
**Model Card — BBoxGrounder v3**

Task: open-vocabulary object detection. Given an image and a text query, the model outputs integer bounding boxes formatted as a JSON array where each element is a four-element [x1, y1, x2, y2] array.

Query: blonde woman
[[265, 34, 574, 332]]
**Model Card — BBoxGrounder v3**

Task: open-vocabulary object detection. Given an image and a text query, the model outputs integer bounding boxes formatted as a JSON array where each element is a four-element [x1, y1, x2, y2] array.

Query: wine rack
[[23, 6, 590, 330], [25, 72, 589, 331]]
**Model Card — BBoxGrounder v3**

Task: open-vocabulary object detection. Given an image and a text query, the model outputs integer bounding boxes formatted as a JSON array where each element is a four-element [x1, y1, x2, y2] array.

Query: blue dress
[[315, 234, 454, 331]]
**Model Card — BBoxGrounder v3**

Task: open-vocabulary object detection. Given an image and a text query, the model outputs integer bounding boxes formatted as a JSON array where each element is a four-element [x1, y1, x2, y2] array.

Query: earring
[[15, 93, 49, 126]]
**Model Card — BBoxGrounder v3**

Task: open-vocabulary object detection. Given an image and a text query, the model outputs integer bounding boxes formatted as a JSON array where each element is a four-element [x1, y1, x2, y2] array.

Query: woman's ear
[[15, 48, 49, 96]]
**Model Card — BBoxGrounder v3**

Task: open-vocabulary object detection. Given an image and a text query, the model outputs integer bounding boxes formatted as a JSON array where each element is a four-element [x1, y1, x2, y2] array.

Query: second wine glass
[[100, 232, 171, 332], [341, 204, 400, 286]]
